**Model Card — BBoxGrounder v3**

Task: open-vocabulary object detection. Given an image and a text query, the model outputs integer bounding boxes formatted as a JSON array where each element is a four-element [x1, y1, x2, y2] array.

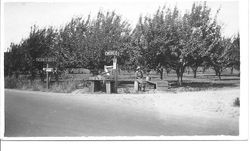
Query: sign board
[[36, 57, 56, 62], [104, 65, 113, 71], [105, 51, 119, 56], [104, 65, 113, 76], [43, 68, 53, 72]]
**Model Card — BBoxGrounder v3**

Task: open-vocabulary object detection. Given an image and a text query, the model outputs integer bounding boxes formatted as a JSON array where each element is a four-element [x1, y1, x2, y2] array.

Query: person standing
[[135, 66, 145, 91], [135, 66, 143, 79]]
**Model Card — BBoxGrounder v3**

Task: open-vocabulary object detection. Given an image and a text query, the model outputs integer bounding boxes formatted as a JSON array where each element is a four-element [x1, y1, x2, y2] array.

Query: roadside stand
[[88, 51, 119, 94]]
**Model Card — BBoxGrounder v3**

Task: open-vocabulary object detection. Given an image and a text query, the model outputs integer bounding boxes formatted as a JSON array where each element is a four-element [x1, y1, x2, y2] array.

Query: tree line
[[4, 2, 240, 85]]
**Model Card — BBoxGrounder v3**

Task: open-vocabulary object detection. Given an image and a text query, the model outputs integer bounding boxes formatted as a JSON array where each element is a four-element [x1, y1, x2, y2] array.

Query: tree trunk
[[176, 69, 180, 85], [192, 67, 198, 78], [218, 72, 221, 80], [213, 66, 221, 80], [160, 70, 163, 80], [55, 72, 59, 84], [231, 67, 234, 74], [180, 73, 183, 86], [180, 66, 185, 86], [176, 67, 184, 86], [166, 68, 171, 75], [202, 67, 206, 74], [159, 68, 163, 80], [194, 71, 197, 78], [215, 71, 218, 76]]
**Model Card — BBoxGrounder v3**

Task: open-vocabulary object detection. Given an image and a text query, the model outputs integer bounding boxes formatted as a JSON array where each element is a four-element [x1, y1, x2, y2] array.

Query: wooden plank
[[147, 81, 157, 89], [114, 69, 118, 93], [90, 81, 95, 93], [147, 81, 156, 85], [156, 81, 169, 87], [155, 81, 169, 91], [106, 81, 111, 94], [134, 80, 139, 92], [156, 87, 169, 91]]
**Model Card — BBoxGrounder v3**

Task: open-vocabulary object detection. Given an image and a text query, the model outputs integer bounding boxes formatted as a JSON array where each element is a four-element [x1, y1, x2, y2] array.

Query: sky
[[3, 0, 239, 52]]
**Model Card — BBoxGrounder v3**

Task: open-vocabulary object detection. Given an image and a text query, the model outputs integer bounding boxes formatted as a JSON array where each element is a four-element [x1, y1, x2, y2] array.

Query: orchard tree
[[132, 2, 224, 85], [55, 16, 91, 70], [4, 43, 26, 78], [87, 11, 131, 72], [56, 11, 131, 74], [185, 2, 213, 78], [227, 34, 240, 74], [21, 25, 58, 81], [4, 5, 234, 85], [132, 7, 180, 79], [4, 25, 58, 80], [199, 10, 234, 80], [129, 15, 159, 71]]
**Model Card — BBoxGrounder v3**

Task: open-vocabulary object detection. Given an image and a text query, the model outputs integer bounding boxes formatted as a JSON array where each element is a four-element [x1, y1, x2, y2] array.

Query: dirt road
[[4, 89, 239, 137]]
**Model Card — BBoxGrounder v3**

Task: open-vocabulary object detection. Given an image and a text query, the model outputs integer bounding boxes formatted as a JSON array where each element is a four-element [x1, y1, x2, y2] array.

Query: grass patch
[[50, 81, 81, 93], [5, 71, 240, 94], [5, 76, 88, 93], [5, 76, 46, 90]]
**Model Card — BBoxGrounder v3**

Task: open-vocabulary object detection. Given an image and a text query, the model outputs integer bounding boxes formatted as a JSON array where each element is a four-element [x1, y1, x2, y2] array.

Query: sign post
[[105, 51, 119, 93], [46, 63, 49, 89], [36, 57, 56, 89], [113, 56, 118, 93]]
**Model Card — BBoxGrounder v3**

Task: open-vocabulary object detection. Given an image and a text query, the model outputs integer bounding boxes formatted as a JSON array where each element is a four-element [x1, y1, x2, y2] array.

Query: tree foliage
[[131, 2, 224, 85], [55, 11, 131, 73], [4, 25, 57, 80], [4, 4, 240, 85]]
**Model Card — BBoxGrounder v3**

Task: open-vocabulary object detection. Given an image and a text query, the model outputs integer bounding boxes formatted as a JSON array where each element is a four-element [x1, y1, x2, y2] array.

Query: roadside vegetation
[[233, 97, 240, 107], [4, 2, 240, 93], [4, 76, 86, 93]]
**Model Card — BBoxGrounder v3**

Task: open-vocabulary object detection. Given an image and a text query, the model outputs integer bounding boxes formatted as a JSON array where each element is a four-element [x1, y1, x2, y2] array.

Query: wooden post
[[36, 57, 56, 89], [113, 56, 118, 93], [104, 51, 120, 93], [90, 81, 95, 93], [134, 80, 139, 92], [106, 80, 111, 94], [46, 63, 49, 89]]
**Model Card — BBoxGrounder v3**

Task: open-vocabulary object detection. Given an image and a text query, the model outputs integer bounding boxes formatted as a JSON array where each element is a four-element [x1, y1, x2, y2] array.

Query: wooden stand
[[134, 80, 139, 92], [106, 80, 111, 94], [114, 69, 118, 93], [90, 81, 95, 93], [89, 79, 113, 94]]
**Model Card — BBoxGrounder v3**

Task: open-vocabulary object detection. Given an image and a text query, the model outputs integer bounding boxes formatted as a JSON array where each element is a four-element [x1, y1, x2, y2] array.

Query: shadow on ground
[[168, 81, 239, 92]]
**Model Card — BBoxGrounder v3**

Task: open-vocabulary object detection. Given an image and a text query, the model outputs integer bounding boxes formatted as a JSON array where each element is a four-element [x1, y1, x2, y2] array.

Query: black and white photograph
[[0, 0, 248, 141]]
